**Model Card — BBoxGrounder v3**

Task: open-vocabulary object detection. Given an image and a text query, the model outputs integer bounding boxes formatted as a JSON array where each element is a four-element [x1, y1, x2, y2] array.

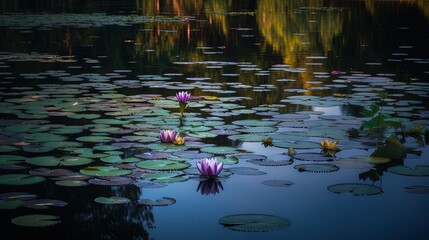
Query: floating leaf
[[232, 120, 278, 127], [404, 186, 429, 194], [219, 214, 291, 232], [328, 183, 383, 196], [228, 167, 266, 175], [294, 163, 339, 173], [261, 180, 294, 187], [138, 197, 176, 206], [0, 174, 45, 185], [0, 192, 37, 201], [55, 180, 89, 187], [136, 160, 191, 171], [371, 135, 406, 160], [89, 177, 133, 186], [23, 199, 68, 209], [11, 215, 61, 227], [387, 165, 429, 176], [293, 153, 333, 162], [80, 166, 132, 177], [200, 146, 238, 154], [94, 196, 130, 205], [76, 136, 113, 143], [0, 200, 24, 210], [143, 172, 188, 183]]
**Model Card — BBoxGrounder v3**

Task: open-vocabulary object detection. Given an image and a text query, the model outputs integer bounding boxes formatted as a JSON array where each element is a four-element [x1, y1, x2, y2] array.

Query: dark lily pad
[[0, 174, 45, 185], [89, 177, 133, 186], [404, 186, 429, 194], [219, 214, 291, 232], [136, 160, 191, 171], [23, 199, 68, 209], [0, 200, 24, 209], [11, 215, 61, 227], [328, 183, 383, 196], [387, 165, 429, 176], [294, 163, 339, 173], [94, 196, 130, 205], [76, 136, 113, 143], [138, 197, 176, 206], [228, 167, 266, 175], [26, 156, 92, 166], [261, 180, 295, 187], [248, 158, 293, 166], [55, 180, 89, 187], [200, 146, 238, 154], [0, 192, 37, 201], [143, 172, 188, 183], [293, 153, 334, 162]]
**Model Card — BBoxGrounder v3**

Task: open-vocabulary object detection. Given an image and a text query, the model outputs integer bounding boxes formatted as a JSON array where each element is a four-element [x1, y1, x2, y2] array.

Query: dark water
[[0, 1, 428, 240]]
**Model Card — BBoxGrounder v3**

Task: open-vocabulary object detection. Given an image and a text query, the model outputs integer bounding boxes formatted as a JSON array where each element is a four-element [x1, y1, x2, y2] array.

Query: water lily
[[196, 157, 223, 177], [174, 136, 185, 145], [176, 91, 191, 117], [160, 130, 177, 143], [261, 137, 273, 147], [320, 139, 340, 151]]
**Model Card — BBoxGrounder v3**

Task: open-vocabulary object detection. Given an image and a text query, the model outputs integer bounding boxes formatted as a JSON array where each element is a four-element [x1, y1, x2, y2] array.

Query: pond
[[0, 0, 429, 239]]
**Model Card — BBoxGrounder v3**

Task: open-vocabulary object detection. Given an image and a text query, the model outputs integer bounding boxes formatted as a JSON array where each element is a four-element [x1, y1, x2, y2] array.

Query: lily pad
[[11, 215, 61, 227], [387, 165, 429, 176], [143, 172, 188, 183], [404, 186, 429, 194], [94, 196, 130, 205], [0, 192, 37, 201], [26, 156, 92, 166], [23, 199, 68, 209], [219, 214, 291, 232], [80, 166, 132, 177], [328, 183, 383, 196], [0, 174, 45, 185], [0, 200, 24, 210], [136, 160, 191, 171], [228, 167, 266, 175], [76, 136, 113, 143], [294, 163, 339, 173], [261, 180, 295, 187], [200, 146, 238, 154], [55, 180, 89, 187], [138, 197, 176, 206]]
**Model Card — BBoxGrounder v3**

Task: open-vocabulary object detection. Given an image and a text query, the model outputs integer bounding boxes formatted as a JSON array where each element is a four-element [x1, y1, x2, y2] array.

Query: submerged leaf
[[219, 214, 291, 232]]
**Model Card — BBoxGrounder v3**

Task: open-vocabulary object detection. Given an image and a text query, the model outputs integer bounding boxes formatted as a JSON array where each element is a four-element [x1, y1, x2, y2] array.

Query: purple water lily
[[176, 91, 191, 117], [160, 130, 177, 143], [176, 91, 191, 103], [196, 157, 223, 177]]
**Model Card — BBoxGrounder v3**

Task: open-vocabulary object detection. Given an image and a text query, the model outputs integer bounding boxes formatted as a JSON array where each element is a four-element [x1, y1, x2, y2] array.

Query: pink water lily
[[176, 91, 191, 103], [160, 130, 177, 143], [196, 158, 223, 177]]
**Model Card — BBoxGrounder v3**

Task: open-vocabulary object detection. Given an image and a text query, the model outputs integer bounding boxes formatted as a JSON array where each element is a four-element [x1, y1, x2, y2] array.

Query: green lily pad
[[147, 143, 187, 152], [100, 156, 141, 164], [136, 160, 191, 171], [76, 136, 113, 143], [0, 145, 19, 152], [294, 163, 339, 173], [219, 214, 291, 232], [328, 183, 383, 196], [55, 180, 89, 187], [232, 120, 278, 127], [0, 174, 45, 185], [11, 215, 61, 227], [228, 167, 266, 175], [217, 156, 239, 165], [200, 146, 238, 154], [261, 180, 295, 187], [0, 192, 37, 201], [273, 141, 321, 149], [138, 197, 176, 206], [80, 166, 132, 177], [228, 134, 267, 142], [237, 126, 278, 133], [23, 133, 68, 142], [23, 199, 68, 209], [143, 172, 188, 183], [67, 113, 101, 119], [93, 145, 122, 151], [0, 200, 24, 210], [0, 155, 26, 165], [26, 156, 92, 166], [94, 196, 130, 205], [387, 165, 429, 176]]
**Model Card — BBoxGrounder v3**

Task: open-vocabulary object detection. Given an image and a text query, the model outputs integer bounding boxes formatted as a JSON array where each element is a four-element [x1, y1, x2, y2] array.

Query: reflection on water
[[0, 1, 429, 240]]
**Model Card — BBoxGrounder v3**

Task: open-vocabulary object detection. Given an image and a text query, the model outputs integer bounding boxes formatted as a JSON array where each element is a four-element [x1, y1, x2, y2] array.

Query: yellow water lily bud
[[174, 136, 185, 145], [320, 139, 339, 151]]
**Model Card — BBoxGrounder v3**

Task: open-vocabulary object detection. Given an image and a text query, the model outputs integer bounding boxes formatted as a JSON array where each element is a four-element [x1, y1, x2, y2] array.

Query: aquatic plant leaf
[[261, 180, 294, 187], [89, 177, 133, 186], [0, 192, 37, 201], [136, 160, 191, 171], [23, 199, 68, 209], [55, 180, 89, 187], [371, 135, 406, 160], [94, 196, 130, 205], [232, 120, 278, 127], [100, 156, 140, 164], [228, 134, 267, 142], [404, 186, 429, 194], [0, 145, 19, 152], [219, 214, 291, 232], [248, 159, 293, 166], [80, 166, 132, 177], [228, 167, 266, 175], [11, 215, 61, 227], [0, 155, 26, 165], [76, 136, 113, 143], [138, 197, 176, 206], [217, 156, 239, 165], [200, 146, 238, 154], [387, 165, 429, 176], [0, 174, 45, 185], [294, 164, 339, 173], [0, 200, 24, 209], [143, 172, 188, 183], [293, 153, 334, 162], [328, 183, 382, 196]]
